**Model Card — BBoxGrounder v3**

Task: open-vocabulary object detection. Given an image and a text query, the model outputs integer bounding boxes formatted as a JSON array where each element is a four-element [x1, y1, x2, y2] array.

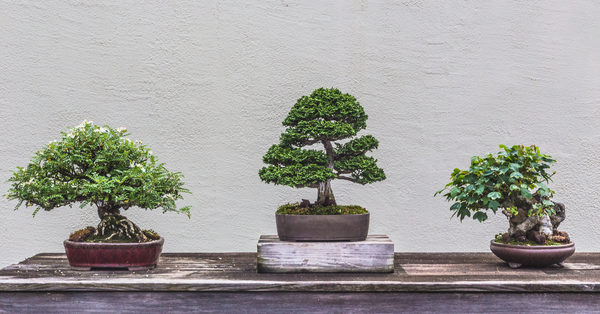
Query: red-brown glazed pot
[[64, 237, 164, 271]]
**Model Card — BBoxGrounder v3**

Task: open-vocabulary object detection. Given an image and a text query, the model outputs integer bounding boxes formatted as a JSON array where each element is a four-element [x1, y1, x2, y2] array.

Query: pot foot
[[508, 262, 522, 269], [557, 262, 565, 268], [70, 266, 92, 271], [128, 265, 156, 271]]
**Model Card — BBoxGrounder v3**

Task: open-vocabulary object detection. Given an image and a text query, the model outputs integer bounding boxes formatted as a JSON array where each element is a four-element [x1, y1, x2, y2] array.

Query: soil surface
[[277, 202, 368, 215], [69, 227, 160, 243], [494, 230, 571, 246]]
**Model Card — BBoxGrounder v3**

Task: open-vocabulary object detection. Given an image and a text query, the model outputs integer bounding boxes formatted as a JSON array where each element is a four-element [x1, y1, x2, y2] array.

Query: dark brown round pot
[[64, 237, 164, 271], [276, 213, 369, 241], [490, 240, 575, 268]]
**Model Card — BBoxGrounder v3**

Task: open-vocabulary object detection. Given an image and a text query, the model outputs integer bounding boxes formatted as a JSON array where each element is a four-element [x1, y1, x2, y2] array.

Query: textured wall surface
[[1, 1, 599, 268]]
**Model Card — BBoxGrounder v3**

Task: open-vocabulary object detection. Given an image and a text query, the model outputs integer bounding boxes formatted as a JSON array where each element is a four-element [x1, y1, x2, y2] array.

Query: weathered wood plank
[[2, 291, 600, 314], [2, 252, 600, 292], [3, 252, 600, 312], [257, 235, 394, 273], [400, 263, 547, 276]]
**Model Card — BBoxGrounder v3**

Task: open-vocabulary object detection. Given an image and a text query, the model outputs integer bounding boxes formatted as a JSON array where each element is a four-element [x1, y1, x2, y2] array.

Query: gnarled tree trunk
[[317, 139, 337, 206], [92, 202, 148, 242], [317, 180, 336, 205]]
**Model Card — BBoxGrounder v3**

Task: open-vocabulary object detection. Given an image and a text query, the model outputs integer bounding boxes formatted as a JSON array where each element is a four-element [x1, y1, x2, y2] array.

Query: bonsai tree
[[435, 144, 570, 245], [259, 88, 386, 211], [5, 120, 190, 242]]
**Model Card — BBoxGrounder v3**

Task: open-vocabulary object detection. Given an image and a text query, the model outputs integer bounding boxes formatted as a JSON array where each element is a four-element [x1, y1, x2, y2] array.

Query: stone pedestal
[[257, 234, 394, 273]]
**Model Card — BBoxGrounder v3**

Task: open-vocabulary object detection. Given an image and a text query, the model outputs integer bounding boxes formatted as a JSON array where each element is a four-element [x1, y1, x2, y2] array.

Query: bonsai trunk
[[317, 180, 336, 205], [317, 139, 336, 206], [92, 202, 148, 242], [97, 203, 119, 220]]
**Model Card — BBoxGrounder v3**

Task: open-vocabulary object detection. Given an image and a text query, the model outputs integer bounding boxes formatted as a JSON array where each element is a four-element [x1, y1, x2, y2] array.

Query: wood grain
[[257, 235, 394, 273], [3, 252, 600, 312], [1, 252, 600, 292]]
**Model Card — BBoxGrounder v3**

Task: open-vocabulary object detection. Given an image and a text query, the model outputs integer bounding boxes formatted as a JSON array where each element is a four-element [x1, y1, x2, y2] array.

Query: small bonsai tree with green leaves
[[435, 145, 570, 245], [259, 88, 386, 213], [5, 120, 190, 243]]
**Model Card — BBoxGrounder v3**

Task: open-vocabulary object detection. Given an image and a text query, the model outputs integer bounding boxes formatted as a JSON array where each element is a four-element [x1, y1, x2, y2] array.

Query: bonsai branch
[[337, 176, 357, 182], [297, 183, 320, 189], [300, 139, 321, 146], [58, 168, 88, 182]]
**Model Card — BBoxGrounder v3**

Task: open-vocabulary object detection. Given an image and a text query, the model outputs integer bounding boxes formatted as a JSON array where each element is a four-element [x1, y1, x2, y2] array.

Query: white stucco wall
[[1, 1, 599, 268]]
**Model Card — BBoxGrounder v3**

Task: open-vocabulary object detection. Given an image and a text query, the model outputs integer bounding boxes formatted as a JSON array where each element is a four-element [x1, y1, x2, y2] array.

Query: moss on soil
[[276, 203, 368, 215], [69, 228, 160, 243], [493, 233, 565, 246]]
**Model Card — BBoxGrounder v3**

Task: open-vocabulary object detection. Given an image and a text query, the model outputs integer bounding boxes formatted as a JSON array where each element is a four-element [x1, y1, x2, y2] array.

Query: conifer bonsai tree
[[435, 145, 570, 245], [5, 120, 190, 243], [259, 88, 386, 214]]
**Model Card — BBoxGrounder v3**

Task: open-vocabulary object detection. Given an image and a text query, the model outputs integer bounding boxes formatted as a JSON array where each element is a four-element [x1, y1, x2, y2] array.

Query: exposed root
[[91, 213, 149, 242], [104, 232, 116, 241]]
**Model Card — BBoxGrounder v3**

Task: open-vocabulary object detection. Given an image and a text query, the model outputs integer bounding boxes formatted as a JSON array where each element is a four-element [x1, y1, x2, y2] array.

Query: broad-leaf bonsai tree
[[5, 120, 190, 243], [435, 144, 570, 245], [259, 88, 386, 214]]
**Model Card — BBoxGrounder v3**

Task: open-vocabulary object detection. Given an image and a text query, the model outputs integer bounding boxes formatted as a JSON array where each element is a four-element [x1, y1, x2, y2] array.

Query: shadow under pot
[[64, 237, 164, 271], [490, 240, 575, 268], [276, 213, 369, 241]]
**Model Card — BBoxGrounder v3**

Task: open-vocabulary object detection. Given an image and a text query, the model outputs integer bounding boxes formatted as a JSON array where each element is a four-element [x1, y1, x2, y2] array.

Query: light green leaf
[[542, 200, 554, 207], [510, 172, 523, 179], [487, 191, 502, 200]]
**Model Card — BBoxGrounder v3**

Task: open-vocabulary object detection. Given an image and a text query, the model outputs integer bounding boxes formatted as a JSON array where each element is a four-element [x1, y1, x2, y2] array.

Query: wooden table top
[[2, 252, 600, 292]]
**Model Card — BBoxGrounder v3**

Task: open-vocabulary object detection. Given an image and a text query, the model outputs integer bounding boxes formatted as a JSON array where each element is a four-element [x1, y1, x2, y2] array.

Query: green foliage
[[262, 145, 328, 166], [282, 88, 368, 132], [277, 203, 368, 215], [334, 135, 379, 157], [259, 88, 386, 190], [334, 155, 386, 184], [5, 120, 191, 217], [258, 164, 337, 187], [435, 145, 556, 222]]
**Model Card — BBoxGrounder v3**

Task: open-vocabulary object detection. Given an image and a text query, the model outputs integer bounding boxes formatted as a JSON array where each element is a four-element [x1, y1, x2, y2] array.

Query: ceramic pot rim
[[490, 239, 574, 250], [275, 213, 370, 216], [64, 237, 164, 248]]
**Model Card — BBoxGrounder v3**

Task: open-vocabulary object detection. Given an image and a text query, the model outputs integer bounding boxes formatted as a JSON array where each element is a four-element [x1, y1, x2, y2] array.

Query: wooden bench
[[2, 252, 600, 313]]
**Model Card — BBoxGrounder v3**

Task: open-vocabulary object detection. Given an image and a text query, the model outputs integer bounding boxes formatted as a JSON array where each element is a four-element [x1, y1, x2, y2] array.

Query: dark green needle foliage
[[259, 88, 386, 206], [435, 145, 556, 222], [5, 120, 191, 242]]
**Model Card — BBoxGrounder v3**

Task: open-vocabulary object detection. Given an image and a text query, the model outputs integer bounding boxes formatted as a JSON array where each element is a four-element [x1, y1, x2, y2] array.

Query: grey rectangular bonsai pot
[[276, 213, 369, 241]]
